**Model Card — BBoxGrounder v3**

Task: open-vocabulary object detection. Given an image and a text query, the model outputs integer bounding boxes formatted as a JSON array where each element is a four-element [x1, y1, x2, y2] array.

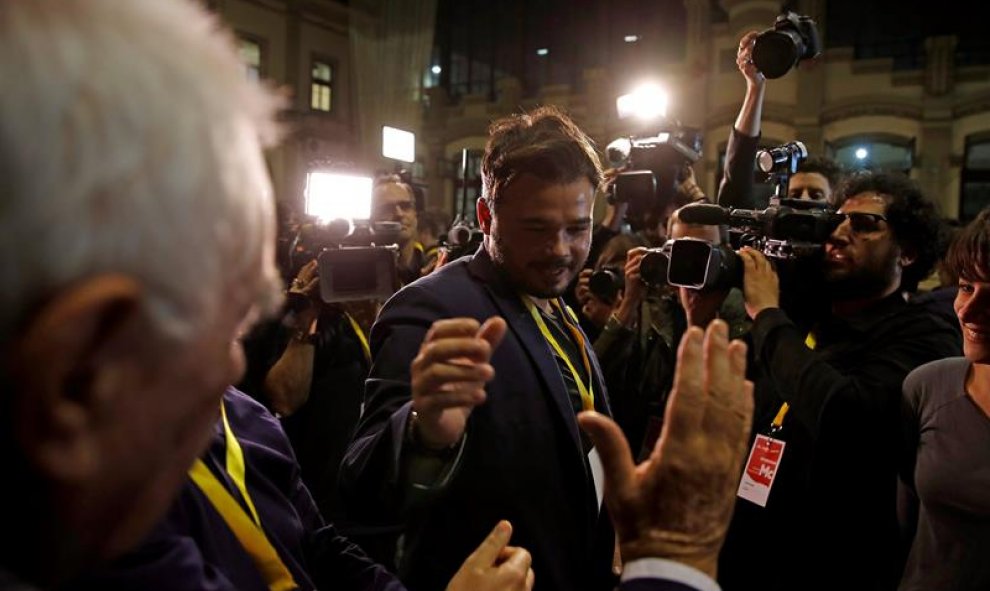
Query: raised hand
[[578, 319, 754, 578], [410, 317, 507, 449]]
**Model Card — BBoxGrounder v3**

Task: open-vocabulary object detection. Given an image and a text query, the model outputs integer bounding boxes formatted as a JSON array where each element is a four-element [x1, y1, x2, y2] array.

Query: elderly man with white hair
[[0, 0, 284, 588]]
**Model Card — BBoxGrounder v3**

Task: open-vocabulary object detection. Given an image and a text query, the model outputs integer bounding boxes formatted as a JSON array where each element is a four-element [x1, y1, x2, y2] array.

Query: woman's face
[[955, 276, 990, 364]]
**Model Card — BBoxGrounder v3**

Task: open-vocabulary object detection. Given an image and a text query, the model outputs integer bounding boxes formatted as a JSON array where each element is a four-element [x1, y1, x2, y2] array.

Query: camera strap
[[188, 401, 297, 591], [344, 312, 371, 364], [524, 297, 595, 411], [769, 330, 817, 431]]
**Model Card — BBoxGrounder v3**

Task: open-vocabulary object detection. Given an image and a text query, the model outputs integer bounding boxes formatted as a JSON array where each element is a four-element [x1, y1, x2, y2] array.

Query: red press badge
[[737, 434, 785, 507]]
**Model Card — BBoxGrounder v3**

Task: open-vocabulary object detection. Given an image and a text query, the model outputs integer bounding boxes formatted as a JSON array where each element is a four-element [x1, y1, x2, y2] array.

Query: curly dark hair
[[944, 207, 990, 282], [797, 156, 844, 194], [835, 171, 941, 292], [481, 105, 603, 209]]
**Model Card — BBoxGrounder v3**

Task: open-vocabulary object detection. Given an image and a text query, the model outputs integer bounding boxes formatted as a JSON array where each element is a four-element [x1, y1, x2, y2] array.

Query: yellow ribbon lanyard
[[525, 297, 595, 411], [344, 312, 371, 364], [187, 402, 297, 591], [770, 331, 817, 432]]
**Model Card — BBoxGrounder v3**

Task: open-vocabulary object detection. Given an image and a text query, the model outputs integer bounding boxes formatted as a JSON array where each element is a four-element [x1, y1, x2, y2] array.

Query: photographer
[[237, 258, 373, 530], [719, 31, 843, 210], [372, 175, 425, 286], [594, 207, 749, 459], [718, 171, 961, 591]]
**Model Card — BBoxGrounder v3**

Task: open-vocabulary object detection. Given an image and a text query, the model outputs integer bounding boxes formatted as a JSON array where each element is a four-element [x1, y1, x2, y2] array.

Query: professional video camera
[[660, 200, 843, 291], [752, 11, 822, 79], [293, 170, 402, 303], [606, 118, 703, 231]]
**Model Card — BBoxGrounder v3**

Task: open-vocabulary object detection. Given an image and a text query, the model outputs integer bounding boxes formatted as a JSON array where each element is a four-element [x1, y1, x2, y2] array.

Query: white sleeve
[[621, 558, 721, 591]]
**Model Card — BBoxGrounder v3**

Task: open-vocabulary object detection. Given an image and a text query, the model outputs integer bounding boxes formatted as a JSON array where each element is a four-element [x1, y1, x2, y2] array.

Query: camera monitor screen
[[667, 238, 714, 290], [305, 172, 373, 223], [317, 245, 399, 303]]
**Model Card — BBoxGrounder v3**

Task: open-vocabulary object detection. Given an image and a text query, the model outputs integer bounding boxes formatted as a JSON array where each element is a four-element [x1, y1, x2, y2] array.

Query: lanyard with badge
[[736, 331, 816, 508], [523, 297, 595, 411], [188, 402, 297, 591], [523, 296, 604, 509]]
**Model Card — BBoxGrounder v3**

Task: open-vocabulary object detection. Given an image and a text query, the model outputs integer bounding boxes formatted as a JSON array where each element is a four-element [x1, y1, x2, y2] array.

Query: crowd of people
[[1, 2, 987, 591]]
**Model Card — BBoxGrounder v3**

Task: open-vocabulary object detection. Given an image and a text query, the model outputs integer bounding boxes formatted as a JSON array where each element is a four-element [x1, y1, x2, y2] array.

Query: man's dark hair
[[835, 171, 941, 292], [944, 206, 990, 283], [796, 156, 843, 192], [482, 105, 603, 208]]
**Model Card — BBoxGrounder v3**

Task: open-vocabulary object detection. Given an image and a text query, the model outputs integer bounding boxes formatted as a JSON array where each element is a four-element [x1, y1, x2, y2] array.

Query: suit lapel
[[467, 249, 585, 455]]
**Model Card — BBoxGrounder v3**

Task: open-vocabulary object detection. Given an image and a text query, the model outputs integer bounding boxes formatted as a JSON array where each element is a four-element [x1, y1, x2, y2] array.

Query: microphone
[[678, 203, 730, 225]]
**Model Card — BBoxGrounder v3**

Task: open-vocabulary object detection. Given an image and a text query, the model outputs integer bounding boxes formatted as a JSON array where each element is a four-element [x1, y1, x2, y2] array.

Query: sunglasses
[[836, 212, 888, 234]]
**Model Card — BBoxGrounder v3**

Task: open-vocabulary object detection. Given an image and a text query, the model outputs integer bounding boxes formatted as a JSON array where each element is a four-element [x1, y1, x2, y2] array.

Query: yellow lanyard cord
[[187, 402, 297, 591], [220, 402, 260, 526], [770, 331, 817, 430], [345, 312, 371, 364], [524, 297, 595, 411]]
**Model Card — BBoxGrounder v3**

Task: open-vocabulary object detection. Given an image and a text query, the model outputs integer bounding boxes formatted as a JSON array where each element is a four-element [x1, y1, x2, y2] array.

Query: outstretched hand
[[446, 521, 534, 591], [578, 319, 754, 578], [410, 317, 507, 449]]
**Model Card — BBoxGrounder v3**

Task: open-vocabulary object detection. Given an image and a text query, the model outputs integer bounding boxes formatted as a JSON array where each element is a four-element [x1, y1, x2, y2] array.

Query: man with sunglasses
[[717, 171, 961, 591]]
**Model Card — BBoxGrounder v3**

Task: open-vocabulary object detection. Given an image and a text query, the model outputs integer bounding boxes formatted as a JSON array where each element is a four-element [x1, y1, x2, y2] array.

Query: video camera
[[606, 118, 703, 231], [292, 170, 402, 303], [752, 11, 822, 79], [657, 200, 843, 291]]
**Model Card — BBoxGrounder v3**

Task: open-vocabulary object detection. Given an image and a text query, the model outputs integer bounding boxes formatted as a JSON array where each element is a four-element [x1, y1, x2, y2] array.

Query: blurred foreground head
[[0, 0, 283, 585]]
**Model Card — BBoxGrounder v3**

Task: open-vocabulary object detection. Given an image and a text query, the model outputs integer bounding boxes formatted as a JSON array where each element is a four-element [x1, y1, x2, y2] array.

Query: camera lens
[[752, 28, 803, 79], [639, 249, 670, 288], [589, 268, 624, 303]]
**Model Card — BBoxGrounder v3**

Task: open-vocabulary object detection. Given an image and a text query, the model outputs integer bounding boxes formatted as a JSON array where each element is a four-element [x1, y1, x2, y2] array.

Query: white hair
[[0, 0, 284, 342]]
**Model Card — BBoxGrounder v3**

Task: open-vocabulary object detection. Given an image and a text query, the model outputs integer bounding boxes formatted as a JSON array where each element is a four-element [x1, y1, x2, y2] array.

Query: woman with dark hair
[[898, 207, 990, 590]]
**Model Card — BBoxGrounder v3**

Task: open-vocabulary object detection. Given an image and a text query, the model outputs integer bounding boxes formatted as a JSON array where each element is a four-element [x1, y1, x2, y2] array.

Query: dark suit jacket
[[340, 247, 617, 591], [69, 387, 402, 591]]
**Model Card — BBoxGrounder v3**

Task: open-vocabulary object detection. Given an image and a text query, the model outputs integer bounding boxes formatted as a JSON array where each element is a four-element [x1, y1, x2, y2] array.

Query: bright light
[[624, 35, 639, 43], [855, 147, 869, 160], [431, 64, 442, 75], [382, 126, 415, 163], [536, 48, 549, 56], [616, 83, 669, 121], [304, 172, 373, 222]]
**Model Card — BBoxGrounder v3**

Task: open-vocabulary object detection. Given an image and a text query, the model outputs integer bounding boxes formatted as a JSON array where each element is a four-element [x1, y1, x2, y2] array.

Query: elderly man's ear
[[9, 275, 144, 484]]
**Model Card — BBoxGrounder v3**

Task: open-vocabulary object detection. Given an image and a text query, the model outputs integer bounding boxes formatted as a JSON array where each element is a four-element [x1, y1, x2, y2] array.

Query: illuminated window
[[311, 60, 333, 112], [961, 136, 990, 221]]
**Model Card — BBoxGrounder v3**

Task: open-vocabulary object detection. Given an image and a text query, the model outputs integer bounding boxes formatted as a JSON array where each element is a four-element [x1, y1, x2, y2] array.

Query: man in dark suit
[[340, 106, 617, 591]]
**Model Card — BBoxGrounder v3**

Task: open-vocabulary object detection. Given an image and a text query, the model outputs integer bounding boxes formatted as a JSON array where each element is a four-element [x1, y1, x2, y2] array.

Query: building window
[[960, 136, 990, 221], [311, 60, 333, 112], [828, 136, 914, 175], [237, 36, 263, 82]]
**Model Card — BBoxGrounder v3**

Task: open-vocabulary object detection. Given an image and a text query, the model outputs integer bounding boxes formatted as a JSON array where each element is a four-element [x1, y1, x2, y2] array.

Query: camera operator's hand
[[578, 320, 753, 578], [288, 259, 321, 329], [737, 30, 765, 87], [677, 165, 706, 203], [575, 268, 593, 305], [446, 521, 534, 591], [410, 317, 507, 449], [740, 247, 780, 319], [611, 247, 648, 328]]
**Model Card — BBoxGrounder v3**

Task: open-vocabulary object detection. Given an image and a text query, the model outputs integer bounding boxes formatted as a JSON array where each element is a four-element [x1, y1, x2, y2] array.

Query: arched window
[[828, 134, 914, 175], [960, 134, 990, 221]]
